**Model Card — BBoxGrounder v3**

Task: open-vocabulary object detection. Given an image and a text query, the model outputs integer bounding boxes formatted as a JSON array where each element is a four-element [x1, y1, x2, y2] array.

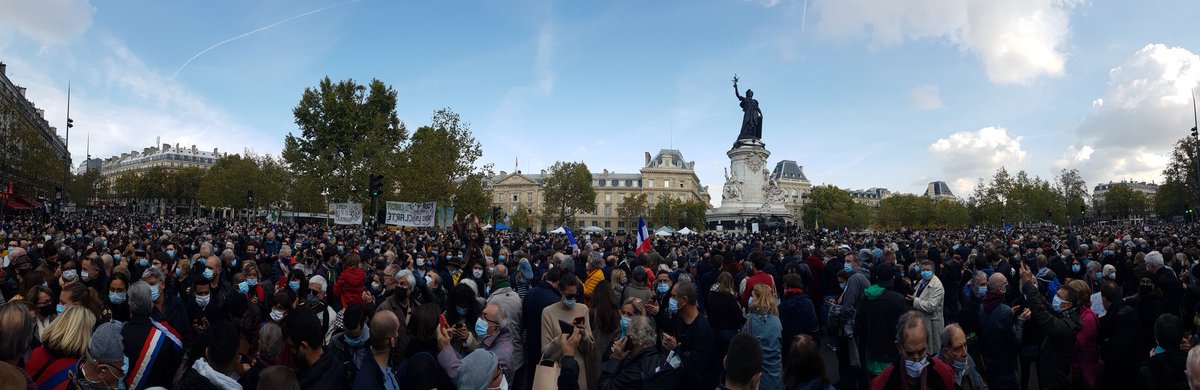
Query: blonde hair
[[716, 272, 736, 296], [242, 260, 260, 277], [749, 283, 778, 316], [611, 269, 627, 286], [42, 305, 96, 358]]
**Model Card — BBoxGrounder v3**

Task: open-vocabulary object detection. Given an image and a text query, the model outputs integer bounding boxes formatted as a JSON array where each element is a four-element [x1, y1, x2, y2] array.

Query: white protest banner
[[333, 203, 363, 225], [385, 201, 437, 227]]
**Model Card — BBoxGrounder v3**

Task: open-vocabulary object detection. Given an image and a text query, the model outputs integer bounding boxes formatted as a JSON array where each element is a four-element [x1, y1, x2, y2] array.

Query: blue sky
[[3, 0, 1200, 206]]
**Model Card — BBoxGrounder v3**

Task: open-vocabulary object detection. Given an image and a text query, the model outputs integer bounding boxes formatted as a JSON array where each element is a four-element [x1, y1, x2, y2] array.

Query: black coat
[[174, 366, 223, 390], [1140, 348, 1188, 390], [856, 287, 908, 364], [598, 348, 668, 390], [978, 295, 1021, 386], [778, 291, 819, 357], [1024, 283, 1083, 390], [1099, 300, 1142, 390], [670, 312, 717, 389]]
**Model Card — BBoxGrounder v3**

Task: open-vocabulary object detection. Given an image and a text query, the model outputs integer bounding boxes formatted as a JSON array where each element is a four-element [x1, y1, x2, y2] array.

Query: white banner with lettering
[[332, 203, 363, 225], [385, 201, 437, 227]]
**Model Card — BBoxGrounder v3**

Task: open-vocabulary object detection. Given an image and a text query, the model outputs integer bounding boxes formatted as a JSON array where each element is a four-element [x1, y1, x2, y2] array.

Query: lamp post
[[62, 82, 72, 214], [1192, 91, 1199, 223]]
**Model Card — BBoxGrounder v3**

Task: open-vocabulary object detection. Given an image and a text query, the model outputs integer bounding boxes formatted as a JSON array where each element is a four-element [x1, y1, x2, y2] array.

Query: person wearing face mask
[[326, 304, 371, 382], [538, 273, 593, 390], [870, 310, 955, 390], [185, 277, 220, 337], [1097, 280, 1140, 390], [352, 311, 402, 390], [1017, 262, 1083, 389], [935, 324, 985, 390], [102, 273, 131, 323], [858, 263, 909, 380], [485, 268, 526, 387], [907, 260, 945, 353], [443, 303, 514, 382], [121, 281, 184, 389]]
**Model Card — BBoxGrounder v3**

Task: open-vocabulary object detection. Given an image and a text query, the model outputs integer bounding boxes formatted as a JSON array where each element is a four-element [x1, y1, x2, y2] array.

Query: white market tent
[[654, 226, 676, 236], [549, 227, 567, 234], [677, 227, 694, 235], [581, 226, 605, 233]]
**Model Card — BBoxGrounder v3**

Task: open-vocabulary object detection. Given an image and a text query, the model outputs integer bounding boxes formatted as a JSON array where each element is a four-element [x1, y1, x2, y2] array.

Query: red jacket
[[24, 347, 79, 390], [740, 271, 776, 307], [333, 267, 366, 307], [870, 357, 956, 390]]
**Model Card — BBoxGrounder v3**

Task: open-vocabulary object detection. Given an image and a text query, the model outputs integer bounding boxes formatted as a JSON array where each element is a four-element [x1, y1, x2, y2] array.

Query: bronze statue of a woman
[[733, 74, 763, 142]]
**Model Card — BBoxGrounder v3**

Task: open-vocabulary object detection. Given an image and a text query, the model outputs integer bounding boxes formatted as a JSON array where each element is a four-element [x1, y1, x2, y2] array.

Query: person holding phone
[[540, 273, 594, 390]]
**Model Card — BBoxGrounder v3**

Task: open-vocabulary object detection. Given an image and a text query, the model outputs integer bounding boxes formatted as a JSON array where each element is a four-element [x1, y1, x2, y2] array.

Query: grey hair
[[221, 249, 236, 260], [972, 271, 987, 284], [627, 315, 656, 349], [676, 273, 693, 284], [129, 281, 154, 315], [200, 242, 213, 254], [895, 310, 927, 345], [395, 269, 416, 289], [279, 245, 292, 257], [588, 252, 604, 269], [0, 302, 33, 361], [489, 303, 509, 329], [940, 323, 963, 352], [258, 322, 284, 361], [141, 266, 164, 282]]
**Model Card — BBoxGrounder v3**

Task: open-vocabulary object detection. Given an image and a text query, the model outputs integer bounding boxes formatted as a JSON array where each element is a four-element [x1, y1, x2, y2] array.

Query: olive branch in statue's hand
[[732, 74, 739, 86]]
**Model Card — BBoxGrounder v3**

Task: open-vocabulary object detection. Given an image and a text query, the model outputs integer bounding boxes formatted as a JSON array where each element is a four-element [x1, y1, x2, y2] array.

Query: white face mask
[[195, 294, 211, 308], [270, 308, 285, 322]]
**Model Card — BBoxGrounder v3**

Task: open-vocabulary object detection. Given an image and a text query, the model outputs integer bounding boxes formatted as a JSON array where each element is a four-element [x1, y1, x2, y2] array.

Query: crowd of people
[[0, 211, 1199, 390]]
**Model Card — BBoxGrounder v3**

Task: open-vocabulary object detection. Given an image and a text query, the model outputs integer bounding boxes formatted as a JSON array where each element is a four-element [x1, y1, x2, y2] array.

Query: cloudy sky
[[3, 0, 1199, 206]]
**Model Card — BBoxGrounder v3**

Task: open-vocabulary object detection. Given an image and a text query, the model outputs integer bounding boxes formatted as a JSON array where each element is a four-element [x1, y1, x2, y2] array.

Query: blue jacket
[[351, 361, 392, 390], [742, 313, 782, 390], [778, 290, 819, 350]]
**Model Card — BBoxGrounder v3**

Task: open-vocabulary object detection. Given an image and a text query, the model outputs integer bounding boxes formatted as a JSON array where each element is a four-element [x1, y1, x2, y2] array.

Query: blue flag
[[563, 226, 579, 252]]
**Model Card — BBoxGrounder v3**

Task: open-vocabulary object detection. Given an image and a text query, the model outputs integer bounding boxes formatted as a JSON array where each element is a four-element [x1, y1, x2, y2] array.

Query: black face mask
[[38, 304, 55, 317], [1140, 284, 1154, 296], [394, 286, 409, 301]]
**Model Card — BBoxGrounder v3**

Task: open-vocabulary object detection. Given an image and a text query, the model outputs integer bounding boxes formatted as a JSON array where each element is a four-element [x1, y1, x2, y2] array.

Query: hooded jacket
[[857, 284, 908, 371]]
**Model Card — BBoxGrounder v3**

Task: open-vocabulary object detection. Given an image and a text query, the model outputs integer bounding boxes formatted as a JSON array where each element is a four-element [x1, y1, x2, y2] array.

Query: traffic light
[[1080, 205, 1086, 215], [67, 118, 73, 129], [246, 190, 254, 208], [1192, 126, 1198, 138], [369, 174, 383, 198]]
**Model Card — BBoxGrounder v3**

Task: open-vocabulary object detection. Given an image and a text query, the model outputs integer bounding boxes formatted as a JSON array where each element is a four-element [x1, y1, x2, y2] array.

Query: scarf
[[982, 290, 1006, 314], [492, 280, 511, 290], [784, 287, 804, 296]]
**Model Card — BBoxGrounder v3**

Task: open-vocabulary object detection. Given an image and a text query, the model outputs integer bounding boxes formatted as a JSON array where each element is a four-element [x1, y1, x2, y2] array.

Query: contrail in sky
[[172, 0, 361, 80]]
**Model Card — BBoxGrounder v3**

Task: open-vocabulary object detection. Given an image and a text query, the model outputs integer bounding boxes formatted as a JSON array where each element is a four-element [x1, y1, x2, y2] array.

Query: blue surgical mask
[[839, 282, 847, 290], [345, 325, 370, 347], [668, 297, 679, 314], [149, 285, 160, 301], [238, 281, 249, 294], [109, 292, 127, 304], [1154, 345, 1167, 355], [1072, 264, 1081, 273], [1052, 295, 1065, 312], [166, 250, 175, 258], [904, 357, 929, 378], [920, 270, 933, 280], [56, 304, 65, 314], [202, 268, 214, 280], [337, 245, 344, 252], [138, 259, 149, 267], [1103, 249, 1114, 256], [951, 359, 966, 374], [844, 263, 852, 272], [1094, 272, 1103, 281], [456, 306, 468, 316], [475, 317, 491, 338], [247, 278, 258, 286], [499, 255, 506, 262], [620, 315, 631, 337], [657, 284, 669, 294], [976, 286, 987, 297], [289, 281, 301, 291], [113, 254, 121, 261], [563, 298, 576, 309], [174, 268, 182, 277]]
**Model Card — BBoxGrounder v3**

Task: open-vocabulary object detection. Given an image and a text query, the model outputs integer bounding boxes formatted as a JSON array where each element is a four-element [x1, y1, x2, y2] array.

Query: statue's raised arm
[[733, 74, 743, 99]]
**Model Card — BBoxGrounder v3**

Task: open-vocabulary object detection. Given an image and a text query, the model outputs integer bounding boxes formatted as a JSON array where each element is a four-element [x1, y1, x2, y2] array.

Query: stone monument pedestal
[[706, 139, 791, 232]]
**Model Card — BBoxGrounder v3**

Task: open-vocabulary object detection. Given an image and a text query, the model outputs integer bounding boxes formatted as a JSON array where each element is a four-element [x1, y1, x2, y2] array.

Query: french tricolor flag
[[635, 217, 652, 256]]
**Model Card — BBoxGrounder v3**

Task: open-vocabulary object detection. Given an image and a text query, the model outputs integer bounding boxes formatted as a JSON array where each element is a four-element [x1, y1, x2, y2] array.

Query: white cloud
[[8, 37, 272, 165], [1060, 43, 1200, 183], [812, 0, 1083, 85], [911, 85, 944, 110], [1054, 145, 1094, 168], [928, 126, 1027, 194], [0, 0, 94, 46], [743, 0, 783, 7]]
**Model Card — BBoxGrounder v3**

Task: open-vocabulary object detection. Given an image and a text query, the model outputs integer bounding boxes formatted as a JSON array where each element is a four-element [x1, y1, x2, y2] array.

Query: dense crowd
[[0, 211, 1199, 390]]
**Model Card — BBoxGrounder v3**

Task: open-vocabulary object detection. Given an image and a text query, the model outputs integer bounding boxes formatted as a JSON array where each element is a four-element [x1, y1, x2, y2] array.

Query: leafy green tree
[[284, 77, 407, 205], [1054, 168, 1089, 223], [541, 161, 596, 226], [113, 174, 139, 203], [168, 166, 205, 213], [67, 170, 101, 205], [679, 198, 709, 231], [931, 199, 971, 228], [395, 108, 484, 205], [618, 192, 648, 230], [802, 185, 869, 229], [650, 196, 683, 228], [511, 202, 532, 230], [452, 171, 493, 218], [198, 154, 285, 212], [1100, 184, 1149, 220], [1164, 136, 1199, 199], [1156, 179, 1190, 218], [286, 175, 328, 213]]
